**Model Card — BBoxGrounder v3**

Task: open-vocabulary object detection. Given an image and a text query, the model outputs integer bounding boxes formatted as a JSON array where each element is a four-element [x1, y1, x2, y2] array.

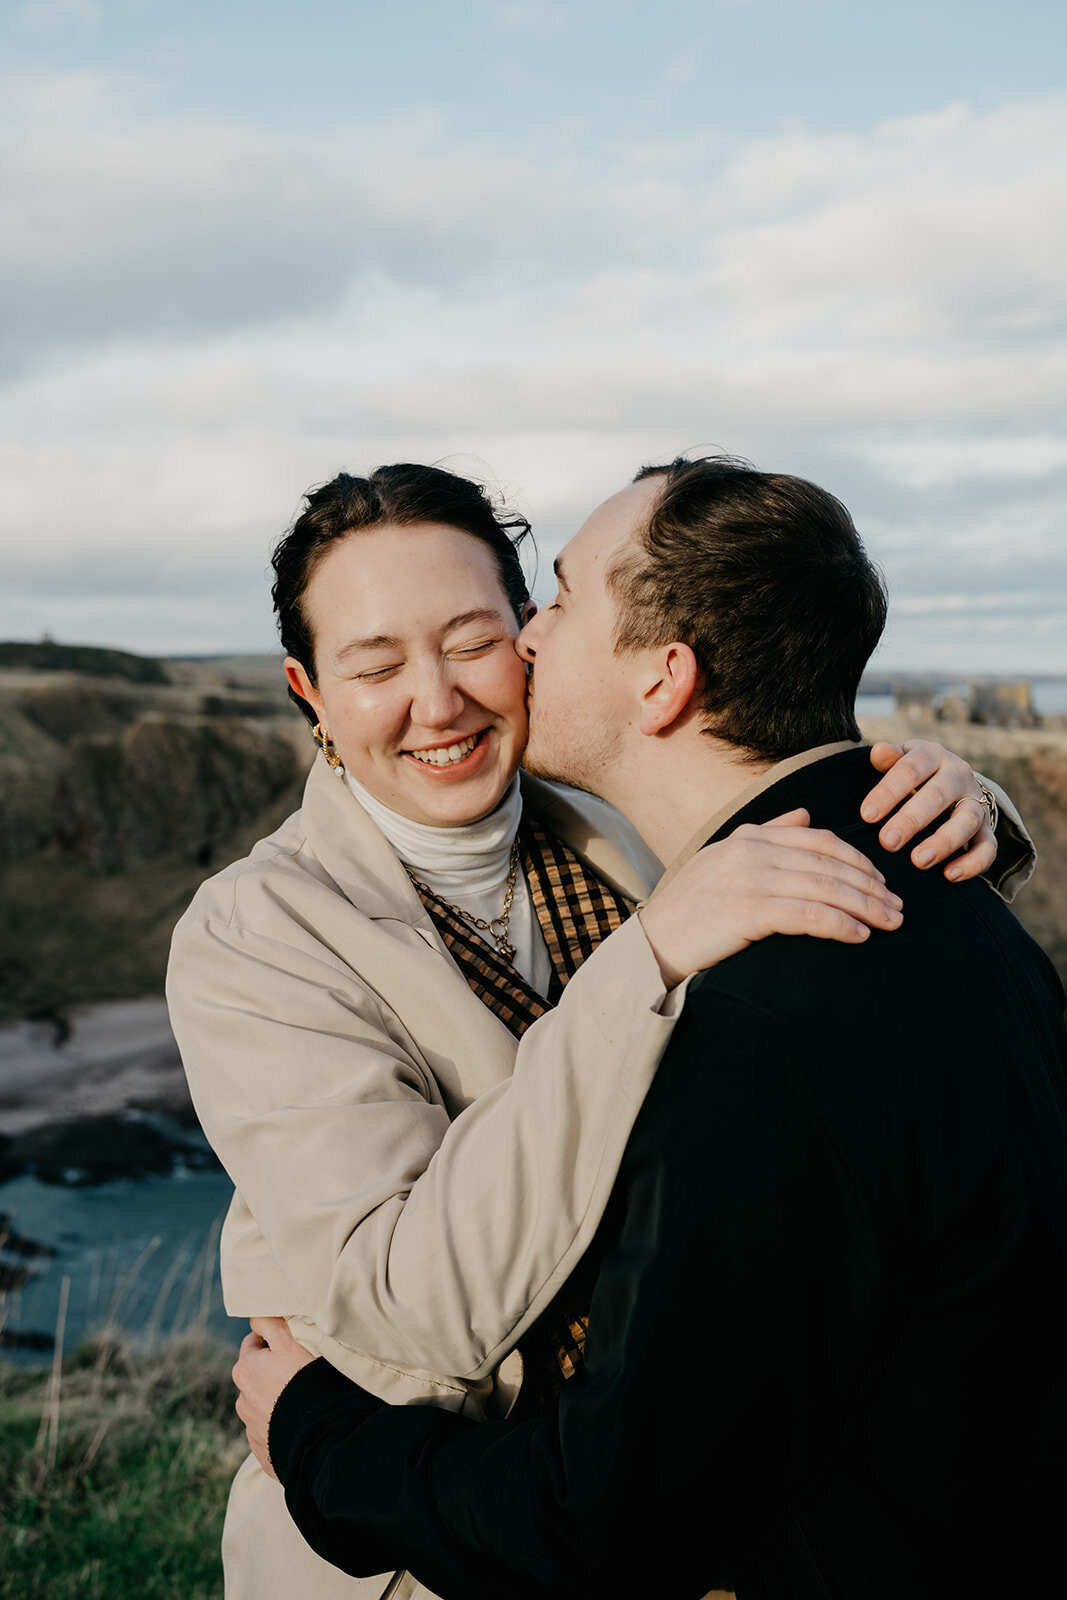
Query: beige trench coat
[[168, 756, 681, 1600]]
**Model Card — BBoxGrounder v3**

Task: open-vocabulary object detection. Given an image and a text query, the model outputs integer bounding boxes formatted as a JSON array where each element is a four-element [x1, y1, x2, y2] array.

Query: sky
[[1, 0, 1065, 673]]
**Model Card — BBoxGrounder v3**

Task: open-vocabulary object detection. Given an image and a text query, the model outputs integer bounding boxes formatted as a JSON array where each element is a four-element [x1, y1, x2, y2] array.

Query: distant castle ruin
[[892, 679, 1041, 729]]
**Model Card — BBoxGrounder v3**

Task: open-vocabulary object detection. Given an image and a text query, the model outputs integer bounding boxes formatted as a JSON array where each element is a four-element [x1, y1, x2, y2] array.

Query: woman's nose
[[410, 665, 466, 727]]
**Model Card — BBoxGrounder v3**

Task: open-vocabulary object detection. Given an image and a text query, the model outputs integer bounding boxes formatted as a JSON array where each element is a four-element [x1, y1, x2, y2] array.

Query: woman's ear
[[638, 643, 701, 737], [284, 656, 324, 722]]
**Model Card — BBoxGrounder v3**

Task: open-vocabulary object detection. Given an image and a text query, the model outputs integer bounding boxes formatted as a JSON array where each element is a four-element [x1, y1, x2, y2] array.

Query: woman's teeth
[[408, 734, 479, 766]]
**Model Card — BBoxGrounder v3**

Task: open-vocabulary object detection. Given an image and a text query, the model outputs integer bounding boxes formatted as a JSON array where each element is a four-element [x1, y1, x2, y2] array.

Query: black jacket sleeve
[[269, 986, 881, 1600]]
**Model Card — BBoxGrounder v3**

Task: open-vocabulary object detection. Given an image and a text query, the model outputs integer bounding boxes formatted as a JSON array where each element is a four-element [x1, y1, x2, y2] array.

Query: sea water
[[0, 1165, 241, 1366]]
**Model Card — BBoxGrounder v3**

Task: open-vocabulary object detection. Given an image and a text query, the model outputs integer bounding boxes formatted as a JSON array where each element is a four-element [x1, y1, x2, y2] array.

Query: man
[[235, 458, 1067, 1599]]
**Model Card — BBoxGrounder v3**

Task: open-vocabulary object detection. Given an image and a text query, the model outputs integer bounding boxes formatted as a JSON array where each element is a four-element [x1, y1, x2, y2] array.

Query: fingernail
[[883, 908, 903, 925], [887, 892, 903, 908], [861, 802, 877, 821], [883, 829, 902, 850], [854, 924, 870, 939], [946, 865, 962, 881], [914, 847, 934, 867]]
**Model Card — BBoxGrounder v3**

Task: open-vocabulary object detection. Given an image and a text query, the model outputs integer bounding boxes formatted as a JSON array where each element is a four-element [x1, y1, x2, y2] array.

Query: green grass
[[0, 1334, 245, 1599]]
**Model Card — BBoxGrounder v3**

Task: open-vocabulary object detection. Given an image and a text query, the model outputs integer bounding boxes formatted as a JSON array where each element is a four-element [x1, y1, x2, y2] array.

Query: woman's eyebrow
[[442, 608, 507, 634], [335, 633, 401, 662], [552, 556, 571, 593]]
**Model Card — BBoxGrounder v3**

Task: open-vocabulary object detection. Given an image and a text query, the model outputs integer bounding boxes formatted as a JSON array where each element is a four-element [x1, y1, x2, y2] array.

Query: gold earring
[[312, 721, 344, 774]]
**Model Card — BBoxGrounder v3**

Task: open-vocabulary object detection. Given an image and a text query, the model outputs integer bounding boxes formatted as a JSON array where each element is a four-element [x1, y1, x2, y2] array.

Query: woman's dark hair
[[272, 464, 532, 724]]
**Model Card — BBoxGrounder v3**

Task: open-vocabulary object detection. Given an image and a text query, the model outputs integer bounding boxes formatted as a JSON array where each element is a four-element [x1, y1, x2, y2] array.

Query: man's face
[[516, 477, 662, 797]]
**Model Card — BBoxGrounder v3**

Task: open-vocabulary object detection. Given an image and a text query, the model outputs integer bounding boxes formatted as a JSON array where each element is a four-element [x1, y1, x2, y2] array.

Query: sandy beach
[[0, 998, 191, 1139]]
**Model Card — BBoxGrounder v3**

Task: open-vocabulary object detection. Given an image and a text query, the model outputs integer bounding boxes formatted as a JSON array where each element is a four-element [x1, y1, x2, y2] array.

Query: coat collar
[[298, 753, 438, 927], [294, 754, 661, 925], [655, 740, 864, 892]]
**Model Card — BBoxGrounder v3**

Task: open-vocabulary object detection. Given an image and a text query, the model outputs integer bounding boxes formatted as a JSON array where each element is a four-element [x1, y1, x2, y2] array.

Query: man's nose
[[516, 614, 539, 662], [410, 664, 466, 726]]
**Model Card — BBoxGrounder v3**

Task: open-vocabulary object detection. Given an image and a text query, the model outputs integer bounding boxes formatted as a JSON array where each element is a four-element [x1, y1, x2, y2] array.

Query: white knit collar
[[343, 770, 522, 896]]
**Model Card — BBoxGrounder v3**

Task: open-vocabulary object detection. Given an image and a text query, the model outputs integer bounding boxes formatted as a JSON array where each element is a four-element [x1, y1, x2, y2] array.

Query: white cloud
[[0, 72, 641, 370], [477, 0, 611, 36], [855, 435, 1067, 491], [19, 0, 100, 29], [701, 99, 1067, 362], [1, 77, 1066, 666], [4, 74, 1066, 398]]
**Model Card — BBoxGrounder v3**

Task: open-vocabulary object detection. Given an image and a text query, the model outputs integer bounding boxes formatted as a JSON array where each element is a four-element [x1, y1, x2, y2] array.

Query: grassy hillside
[[0, 653, 307, 1023], [0, 1334, 243, 1599], [0, 641, 168, 684], [0, 770, 305, 1024]]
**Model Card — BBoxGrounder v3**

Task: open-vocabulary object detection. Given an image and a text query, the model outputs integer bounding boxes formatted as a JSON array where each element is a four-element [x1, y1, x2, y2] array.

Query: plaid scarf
[[410, 813, 635, 1038], [407, 812, 637, 1403]]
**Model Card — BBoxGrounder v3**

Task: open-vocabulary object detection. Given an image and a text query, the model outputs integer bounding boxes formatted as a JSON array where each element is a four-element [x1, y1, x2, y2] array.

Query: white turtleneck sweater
[[344, 772, 554, 998]]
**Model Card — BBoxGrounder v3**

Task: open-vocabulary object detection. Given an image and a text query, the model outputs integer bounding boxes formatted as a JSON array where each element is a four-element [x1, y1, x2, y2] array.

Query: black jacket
[[269, 748, 1067, 1600]]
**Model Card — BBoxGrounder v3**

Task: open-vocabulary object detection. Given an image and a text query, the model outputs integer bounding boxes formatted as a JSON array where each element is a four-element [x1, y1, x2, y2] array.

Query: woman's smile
[[403, 728, 486, 767]]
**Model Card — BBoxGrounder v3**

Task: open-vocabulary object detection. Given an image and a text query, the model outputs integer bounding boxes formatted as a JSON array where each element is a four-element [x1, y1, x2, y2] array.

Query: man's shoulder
[[681, 855, 1061, 1050], [647, 854, 1067, 1216]]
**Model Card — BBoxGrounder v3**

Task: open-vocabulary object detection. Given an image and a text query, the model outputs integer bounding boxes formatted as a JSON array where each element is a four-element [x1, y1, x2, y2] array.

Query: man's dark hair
[[610, 455, 887, 763], [271, 464, 532, 725]]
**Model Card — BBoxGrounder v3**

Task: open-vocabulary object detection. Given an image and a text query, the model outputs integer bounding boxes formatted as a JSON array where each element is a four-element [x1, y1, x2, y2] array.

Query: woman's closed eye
[[352, 638, 503, 680], [352, 663, 402, 682], [450, 636, 506, 658]]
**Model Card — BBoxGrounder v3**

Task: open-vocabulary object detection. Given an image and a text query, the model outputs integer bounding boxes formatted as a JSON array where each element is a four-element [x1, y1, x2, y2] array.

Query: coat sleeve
[[167, 868, 684, 1382], [264, 987, 874, 1600], [973, 770, 1034, 902]]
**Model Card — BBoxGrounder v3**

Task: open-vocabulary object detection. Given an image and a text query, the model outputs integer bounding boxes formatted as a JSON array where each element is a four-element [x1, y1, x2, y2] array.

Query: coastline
[[0, 999, 213, 1185], [0, 1002, 233, 1364]]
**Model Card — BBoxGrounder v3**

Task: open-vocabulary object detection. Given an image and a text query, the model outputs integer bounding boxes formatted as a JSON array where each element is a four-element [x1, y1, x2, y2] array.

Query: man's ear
[[520, 599, 538, 625], [637, 643, 701, 737], [284, 656, 325, 723]]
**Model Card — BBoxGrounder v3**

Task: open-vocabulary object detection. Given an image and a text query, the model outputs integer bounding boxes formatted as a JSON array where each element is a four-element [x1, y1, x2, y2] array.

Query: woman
[[168, 464, 1029, 1600]]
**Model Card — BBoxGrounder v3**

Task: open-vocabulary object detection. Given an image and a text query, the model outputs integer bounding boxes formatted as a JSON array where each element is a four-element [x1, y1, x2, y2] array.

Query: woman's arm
[[167, 825, 897, 1384], [170, 899, 675, 1381]]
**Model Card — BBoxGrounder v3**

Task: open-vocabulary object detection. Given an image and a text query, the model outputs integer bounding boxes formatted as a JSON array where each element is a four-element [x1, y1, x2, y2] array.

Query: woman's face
[[285, 521, 531, 827]]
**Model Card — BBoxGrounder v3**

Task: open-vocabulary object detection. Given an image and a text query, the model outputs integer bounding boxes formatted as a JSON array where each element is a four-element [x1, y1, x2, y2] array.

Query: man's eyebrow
[[552, 556, 571, 593], [334, 610, 506, 663]]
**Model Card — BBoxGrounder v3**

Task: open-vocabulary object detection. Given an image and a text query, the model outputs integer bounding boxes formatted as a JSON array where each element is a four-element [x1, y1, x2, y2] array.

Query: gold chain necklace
[[405, 841, 520, 963]]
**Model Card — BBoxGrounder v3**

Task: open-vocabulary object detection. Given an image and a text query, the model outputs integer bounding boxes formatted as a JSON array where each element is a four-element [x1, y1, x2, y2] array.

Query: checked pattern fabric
[[410, 814, 636, 1038], [407, 814, 637, 1403]]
